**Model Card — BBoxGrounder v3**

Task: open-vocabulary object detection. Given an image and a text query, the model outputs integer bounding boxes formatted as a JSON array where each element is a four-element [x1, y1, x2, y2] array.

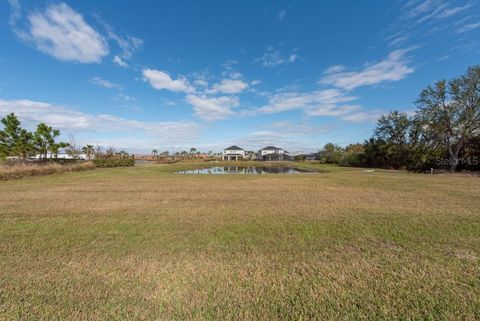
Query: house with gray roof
[[222, 145, 246, 161], [257, 146, 290, 161]]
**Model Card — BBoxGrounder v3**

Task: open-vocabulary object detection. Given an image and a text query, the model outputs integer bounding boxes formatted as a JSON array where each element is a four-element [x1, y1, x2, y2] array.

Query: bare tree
[[65, 135, 81, 159]]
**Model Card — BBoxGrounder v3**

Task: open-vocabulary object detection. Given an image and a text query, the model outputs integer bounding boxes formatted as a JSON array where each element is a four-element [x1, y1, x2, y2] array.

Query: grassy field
[[1, 162, 479, 320]]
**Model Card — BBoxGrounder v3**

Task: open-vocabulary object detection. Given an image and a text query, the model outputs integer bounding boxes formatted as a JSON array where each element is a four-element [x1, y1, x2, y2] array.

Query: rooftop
[[224, 145, 244, 151]]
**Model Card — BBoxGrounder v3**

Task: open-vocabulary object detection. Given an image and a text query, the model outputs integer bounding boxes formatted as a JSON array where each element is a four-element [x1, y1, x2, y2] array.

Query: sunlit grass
[[1, 162, 479, 320]]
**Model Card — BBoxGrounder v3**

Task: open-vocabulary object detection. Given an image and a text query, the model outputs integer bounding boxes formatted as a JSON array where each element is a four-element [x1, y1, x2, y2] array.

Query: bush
[[0, 161, 96, 181], [93, 154, 135, 168], [339, 153, 364, 167]]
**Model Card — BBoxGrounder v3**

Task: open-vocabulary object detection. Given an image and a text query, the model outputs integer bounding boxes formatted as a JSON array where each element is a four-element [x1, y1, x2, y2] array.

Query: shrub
[[339, 153, 364, 167], [93, 154, 135, 168], [0, 161, 96, 181]]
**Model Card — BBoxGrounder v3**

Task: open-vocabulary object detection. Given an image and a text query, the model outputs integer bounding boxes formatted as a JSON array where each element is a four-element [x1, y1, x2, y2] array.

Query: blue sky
[[1, 0, 479, 153]]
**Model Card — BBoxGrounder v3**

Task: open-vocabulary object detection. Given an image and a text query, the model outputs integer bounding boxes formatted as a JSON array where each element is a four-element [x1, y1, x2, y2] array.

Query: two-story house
[[257, 146, 290, 161], [222, 145, 246, 161]]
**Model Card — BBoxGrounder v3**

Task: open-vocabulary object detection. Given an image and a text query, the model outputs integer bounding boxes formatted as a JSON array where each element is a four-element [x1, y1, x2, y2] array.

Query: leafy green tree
[[373, 110, 411, 168], [0, 113, 34, 161], [34, 123, 64, 159], [415, 66, 480, 171], [319, 143, 344, 163]]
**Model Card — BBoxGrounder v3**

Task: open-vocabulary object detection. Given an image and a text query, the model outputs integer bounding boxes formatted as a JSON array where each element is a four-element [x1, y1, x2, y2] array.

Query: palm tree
[[82, 145, 95, 160], [151, 149, 158, 159]]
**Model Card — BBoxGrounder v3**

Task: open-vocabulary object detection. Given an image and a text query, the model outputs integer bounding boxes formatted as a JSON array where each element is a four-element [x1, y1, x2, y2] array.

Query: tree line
[[310, 66, 480, 172], [0, 113, 97, 162]]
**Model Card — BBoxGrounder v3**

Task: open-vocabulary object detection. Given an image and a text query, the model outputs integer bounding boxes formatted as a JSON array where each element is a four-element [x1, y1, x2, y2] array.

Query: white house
[[257, 146, 290, 161], [222, 145, 245, 161], [34, 153, 91, 160]]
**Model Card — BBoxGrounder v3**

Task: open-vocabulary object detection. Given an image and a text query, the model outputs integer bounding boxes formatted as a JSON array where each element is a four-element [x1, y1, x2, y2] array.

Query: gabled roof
[[224, 145, 244, 151], [260, 146, 282, 151]]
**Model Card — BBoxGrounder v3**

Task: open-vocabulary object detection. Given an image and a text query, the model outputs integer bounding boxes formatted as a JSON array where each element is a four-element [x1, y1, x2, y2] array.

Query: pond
[[175, 166, 317, 175]]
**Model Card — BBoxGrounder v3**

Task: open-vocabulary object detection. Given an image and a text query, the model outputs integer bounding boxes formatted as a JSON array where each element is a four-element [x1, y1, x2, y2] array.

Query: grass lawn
[[1, 162, 479, 320]]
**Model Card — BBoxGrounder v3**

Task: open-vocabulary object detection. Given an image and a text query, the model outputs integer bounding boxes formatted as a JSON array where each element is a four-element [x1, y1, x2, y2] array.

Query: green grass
[[1, 162, 479, 320]]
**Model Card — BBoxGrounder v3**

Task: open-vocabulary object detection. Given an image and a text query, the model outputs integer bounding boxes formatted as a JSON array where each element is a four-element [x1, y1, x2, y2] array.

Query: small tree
[[33, 123, 66, 159], [65, 135, 81, 159], [319, 143, 344, 163], [151, 149, 158, 159]]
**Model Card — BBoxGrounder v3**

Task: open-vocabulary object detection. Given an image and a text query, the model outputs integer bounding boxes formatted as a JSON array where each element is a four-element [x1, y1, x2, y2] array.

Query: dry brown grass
[[0, 162, 479, 320], [0, 161, 96, 181]]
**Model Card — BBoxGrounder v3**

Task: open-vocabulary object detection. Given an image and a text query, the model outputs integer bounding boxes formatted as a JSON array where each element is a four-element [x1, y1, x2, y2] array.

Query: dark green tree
[[373, 110, 411, 168], [0, 113, 34, 161], [33, 123, 66, 159]]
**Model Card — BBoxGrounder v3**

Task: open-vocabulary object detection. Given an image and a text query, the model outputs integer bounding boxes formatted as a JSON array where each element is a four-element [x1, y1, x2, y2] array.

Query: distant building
[[222, 145, 245, 161], [244, 150, 257, 160], [34, 153, 90, 160], [222, 145, 290, 161], [257, 146, 290, 161]]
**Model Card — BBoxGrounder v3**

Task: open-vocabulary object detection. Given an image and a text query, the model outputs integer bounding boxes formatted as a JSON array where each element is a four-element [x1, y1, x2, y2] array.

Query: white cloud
[[194, 79, 208, 87], [113, 55, 128, 67], [208, 79, 248, 94], [266, 121, 328, 136], [185, 95, 239, 121], [306, 104, 361, 117], [98, 18, 143, 65], [340, 111, 381, 123], [251, 80, 261, 86], [323, 65, 346, 75], [8, 0, 21, 27], [143, 68, 193, 93], [277, 10, 286, 21], [456, 21, 480, 33], [389, 35, 409, 47], [0, 99, 200, 145], [258, 88, 356, 114], [90, 77, 121, 89], [16, 3, 109, 63], [288, 54, 299, 63], [255, 47, 299, 67], [114, 93, 136, 102], [320, 49, 414, 90]]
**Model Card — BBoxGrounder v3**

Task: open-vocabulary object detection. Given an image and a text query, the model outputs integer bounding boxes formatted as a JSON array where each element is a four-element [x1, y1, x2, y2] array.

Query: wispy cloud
[[114, 93, 136, 102], [143, 68, 194, 93], [255, 47, 299, 67], [90, 77, 122, 89], [96, 16, 143, 67], [257, 88, 356, 114], [456, 21, 480, 33], [277, 10, 286, 21], [11, 2, 109, 63], [320, 49, 414, 90]]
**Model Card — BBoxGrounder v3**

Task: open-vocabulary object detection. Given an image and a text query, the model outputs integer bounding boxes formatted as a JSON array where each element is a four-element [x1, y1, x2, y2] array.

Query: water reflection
[[176, 166, 314, 174]]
